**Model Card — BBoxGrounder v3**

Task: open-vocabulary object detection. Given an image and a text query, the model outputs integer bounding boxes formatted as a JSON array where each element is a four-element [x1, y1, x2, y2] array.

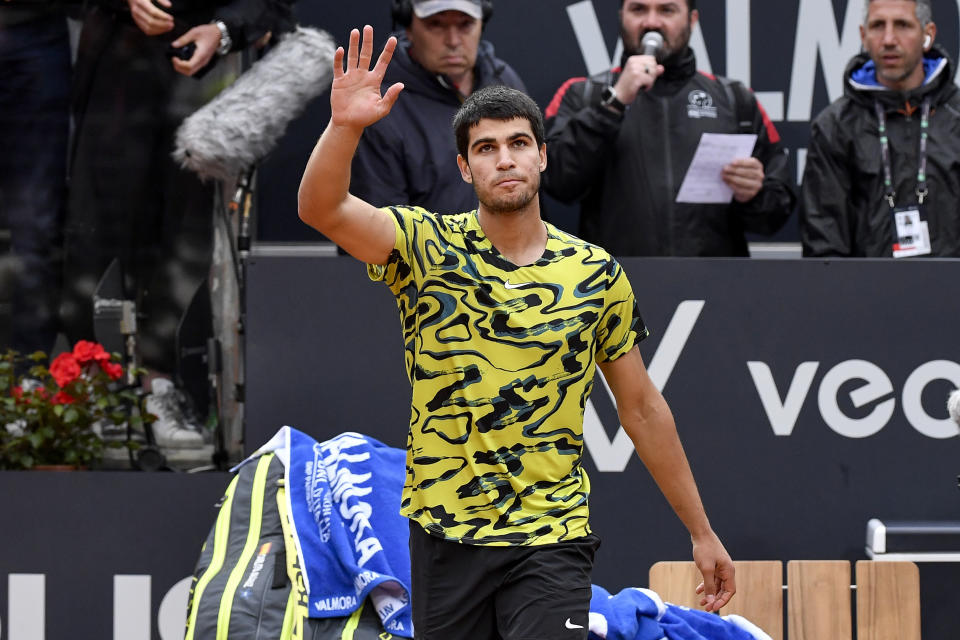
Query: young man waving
[[299, 25, 735, 640]]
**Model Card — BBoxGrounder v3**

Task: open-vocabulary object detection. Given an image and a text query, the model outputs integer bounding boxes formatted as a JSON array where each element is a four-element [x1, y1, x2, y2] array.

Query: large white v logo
[[583, 300, 705, 472]]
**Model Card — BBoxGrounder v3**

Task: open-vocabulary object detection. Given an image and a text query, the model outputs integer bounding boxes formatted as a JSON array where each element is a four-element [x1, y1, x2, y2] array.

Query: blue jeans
[[0, 14, 70, 357]]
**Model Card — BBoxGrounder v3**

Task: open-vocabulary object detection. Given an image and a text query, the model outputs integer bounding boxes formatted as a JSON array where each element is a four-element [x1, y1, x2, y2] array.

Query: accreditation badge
[[891, 206, 932, 258]]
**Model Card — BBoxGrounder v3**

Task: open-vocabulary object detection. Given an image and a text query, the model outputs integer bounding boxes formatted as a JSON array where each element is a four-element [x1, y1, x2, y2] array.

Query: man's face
[[406, 10, 481, 84], [457, 117, 546, 215], [620, 0, 698, 61], [860, 0, 934, 91]]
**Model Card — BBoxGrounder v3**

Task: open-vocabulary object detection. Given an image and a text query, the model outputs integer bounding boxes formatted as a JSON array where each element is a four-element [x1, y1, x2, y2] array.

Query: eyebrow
[[470, 132, 534, 151]]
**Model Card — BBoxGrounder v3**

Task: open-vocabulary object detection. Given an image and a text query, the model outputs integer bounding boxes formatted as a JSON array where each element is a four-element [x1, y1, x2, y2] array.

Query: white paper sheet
[[675, 133, 758, 204]]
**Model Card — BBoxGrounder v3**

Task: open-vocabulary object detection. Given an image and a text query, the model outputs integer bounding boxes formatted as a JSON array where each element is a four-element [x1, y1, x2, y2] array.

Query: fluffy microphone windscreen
[[949, 389, 960, 426], [173, 26, 336, 182]]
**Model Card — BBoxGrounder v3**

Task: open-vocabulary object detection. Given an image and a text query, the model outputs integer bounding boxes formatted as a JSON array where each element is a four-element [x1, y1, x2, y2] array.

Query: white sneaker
[[145, 378, 204, 449]]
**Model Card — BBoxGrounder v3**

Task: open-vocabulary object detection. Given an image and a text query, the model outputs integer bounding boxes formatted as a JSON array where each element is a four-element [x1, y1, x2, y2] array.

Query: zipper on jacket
[[661, 97, 675, 254]]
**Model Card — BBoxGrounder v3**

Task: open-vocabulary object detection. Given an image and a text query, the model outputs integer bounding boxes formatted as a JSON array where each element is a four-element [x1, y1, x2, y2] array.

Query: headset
[[924, 34, 932, 49], [391, 0, 494, 29]]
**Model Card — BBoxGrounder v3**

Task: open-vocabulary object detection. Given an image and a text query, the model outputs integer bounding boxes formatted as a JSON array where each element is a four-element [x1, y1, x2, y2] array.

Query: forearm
[[298, 122, 362, 233], [620, 394, 713, 539]]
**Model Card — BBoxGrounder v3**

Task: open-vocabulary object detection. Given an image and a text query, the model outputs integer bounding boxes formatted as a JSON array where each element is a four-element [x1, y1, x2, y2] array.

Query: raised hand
[[612, 54, 665, 105], [330, 25, 404, 132]]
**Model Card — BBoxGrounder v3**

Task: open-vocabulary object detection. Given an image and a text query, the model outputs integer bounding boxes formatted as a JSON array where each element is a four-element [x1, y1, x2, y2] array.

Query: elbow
[[297, 193, 315, 229], [296, 184, 330, 233]]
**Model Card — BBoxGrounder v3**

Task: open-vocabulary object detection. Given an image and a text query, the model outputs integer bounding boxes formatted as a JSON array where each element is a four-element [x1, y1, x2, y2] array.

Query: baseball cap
[[411, 0, 483, 20]]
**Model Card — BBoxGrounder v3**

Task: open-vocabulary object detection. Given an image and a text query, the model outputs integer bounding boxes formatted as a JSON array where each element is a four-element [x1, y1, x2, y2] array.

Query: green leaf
[[63, 408, 79, 424], [53, 405, 64, 417]]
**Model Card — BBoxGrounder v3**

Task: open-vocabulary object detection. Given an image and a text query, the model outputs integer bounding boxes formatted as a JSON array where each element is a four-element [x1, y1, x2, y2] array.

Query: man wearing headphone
[[349, 0, 526, 215], [802, 0, 960, 257]]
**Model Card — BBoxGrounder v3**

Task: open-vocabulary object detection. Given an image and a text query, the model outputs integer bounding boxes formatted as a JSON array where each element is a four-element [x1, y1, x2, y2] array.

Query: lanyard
[[874, 97, 931, 209]]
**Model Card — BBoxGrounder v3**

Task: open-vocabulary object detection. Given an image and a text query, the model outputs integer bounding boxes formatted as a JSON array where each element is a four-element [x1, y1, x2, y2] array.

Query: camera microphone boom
[[641, 31, 664, 58], [173, 26, 336, 182]]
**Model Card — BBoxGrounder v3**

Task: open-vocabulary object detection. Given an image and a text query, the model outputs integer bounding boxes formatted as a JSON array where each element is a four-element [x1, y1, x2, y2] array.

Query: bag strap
[[718, 76, 755, 134], [583, 69, 615, 106]]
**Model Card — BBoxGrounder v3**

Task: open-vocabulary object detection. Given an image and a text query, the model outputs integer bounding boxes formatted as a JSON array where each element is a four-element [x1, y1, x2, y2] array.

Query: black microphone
[[641, 31, 664, 57]]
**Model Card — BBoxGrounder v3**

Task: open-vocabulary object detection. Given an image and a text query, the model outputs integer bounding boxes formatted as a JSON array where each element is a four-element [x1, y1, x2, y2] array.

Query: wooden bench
[[648, 560, 920, 640]]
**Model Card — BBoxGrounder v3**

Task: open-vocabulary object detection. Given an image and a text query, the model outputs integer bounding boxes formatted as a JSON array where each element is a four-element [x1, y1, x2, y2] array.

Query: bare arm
[[598, 347, 735, 612], [298, 25, 404, 265]]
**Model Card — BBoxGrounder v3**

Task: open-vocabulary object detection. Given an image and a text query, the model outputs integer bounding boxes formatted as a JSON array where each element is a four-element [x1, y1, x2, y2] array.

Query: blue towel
[[588, 585, 772, 640], [242, 427, 413, 637]]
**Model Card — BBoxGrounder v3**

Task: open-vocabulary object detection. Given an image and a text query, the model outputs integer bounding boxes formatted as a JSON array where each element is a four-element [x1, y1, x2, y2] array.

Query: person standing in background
[[350, 0, 526, 215], [61, 0, 294, 447], [543, 0, 795, 256], [801, 0, 960, 257], [0, 0, 71, 359]]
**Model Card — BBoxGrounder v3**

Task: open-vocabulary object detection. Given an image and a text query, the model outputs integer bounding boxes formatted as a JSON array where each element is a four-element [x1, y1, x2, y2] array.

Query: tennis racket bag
[[184, 453, 393, 640]]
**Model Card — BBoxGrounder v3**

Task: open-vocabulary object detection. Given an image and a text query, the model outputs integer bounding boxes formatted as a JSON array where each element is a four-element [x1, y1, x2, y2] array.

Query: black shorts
[[408, 521, 600, 640]]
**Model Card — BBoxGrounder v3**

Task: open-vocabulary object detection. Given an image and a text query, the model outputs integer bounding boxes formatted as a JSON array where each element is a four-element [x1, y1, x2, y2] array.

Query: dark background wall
[[258, 0, 960, 243]]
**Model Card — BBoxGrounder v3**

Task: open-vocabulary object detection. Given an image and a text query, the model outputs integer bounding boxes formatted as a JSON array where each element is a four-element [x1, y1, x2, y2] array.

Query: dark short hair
[[453, 86, 545, 159], [621, 0, 696, 10]]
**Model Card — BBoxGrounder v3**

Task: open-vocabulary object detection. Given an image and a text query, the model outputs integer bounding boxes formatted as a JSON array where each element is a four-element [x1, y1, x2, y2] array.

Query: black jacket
[[543, 48, 795, 256], [350, 35, 526, 214], [801, 47, 960, 257]]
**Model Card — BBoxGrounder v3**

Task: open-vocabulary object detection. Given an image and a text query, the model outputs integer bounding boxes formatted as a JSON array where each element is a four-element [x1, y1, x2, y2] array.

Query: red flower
[[52, 391, 75, 405], [73, 340, 110, 364], [12, 386, 23, 401], [102, 361, 123, 381], [50, 352, 82, 387]]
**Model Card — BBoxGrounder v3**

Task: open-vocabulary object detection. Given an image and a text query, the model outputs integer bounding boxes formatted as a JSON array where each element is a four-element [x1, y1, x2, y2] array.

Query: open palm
[[331, 25, 404, 130]]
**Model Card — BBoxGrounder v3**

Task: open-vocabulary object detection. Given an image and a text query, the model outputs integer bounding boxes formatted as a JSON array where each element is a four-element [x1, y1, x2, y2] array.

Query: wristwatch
[[213, 20, 233, 56], [600, 85, 626, 113]]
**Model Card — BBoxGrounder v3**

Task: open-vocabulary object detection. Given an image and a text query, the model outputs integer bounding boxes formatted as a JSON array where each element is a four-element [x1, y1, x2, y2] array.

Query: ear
[[923, 23, 937, 50], [457, 154, 473, 184], [538, 143, 547, 172], [859, 23, 867, 49], [689, 9, 699, 29]]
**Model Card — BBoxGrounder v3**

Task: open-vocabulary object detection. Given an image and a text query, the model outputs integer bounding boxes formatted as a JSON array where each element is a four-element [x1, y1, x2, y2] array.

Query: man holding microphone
[[544, 0, 795, 256]]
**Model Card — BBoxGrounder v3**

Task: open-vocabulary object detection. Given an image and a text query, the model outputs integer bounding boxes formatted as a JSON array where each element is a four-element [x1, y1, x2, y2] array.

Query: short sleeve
[[367, 206, 443, 296], [595, 259, 648, 363]]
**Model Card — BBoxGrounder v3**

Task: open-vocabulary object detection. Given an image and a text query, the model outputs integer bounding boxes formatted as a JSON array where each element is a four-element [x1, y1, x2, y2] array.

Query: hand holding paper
[[676, 134, 758, 204]]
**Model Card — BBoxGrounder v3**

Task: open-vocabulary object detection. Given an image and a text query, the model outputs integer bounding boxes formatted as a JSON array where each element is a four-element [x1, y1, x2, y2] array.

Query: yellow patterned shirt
[[369, 206, 647, 545]]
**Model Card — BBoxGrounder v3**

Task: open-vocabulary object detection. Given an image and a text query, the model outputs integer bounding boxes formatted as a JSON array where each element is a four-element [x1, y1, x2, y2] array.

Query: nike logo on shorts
[[564, 618, 584, 629]]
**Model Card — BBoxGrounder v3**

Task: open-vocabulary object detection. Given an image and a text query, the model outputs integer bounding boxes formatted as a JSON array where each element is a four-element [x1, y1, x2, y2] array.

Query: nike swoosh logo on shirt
[[504, 280, 530, 290], [565, 618, 584, 630]]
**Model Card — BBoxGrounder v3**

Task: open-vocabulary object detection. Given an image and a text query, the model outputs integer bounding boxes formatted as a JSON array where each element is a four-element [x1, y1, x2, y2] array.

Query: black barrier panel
[[0, 472, 228, 639], [260, 0, 960, 242], [246, 254, 960, 637]]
